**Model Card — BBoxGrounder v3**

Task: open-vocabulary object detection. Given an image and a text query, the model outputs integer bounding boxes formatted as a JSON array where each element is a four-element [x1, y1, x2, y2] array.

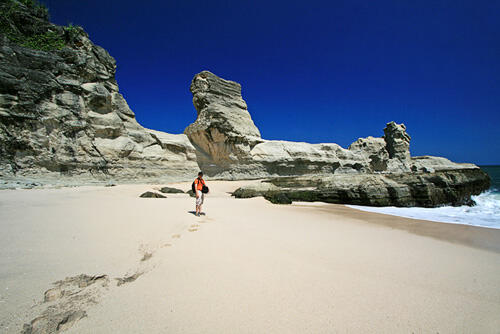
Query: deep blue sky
[[42, 0, 499, 164]]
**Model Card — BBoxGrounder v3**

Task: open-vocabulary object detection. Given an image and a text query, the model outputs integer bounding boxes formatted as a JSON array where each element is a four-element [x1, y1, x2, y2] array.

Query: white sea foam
[[347, 191, 500, 229]]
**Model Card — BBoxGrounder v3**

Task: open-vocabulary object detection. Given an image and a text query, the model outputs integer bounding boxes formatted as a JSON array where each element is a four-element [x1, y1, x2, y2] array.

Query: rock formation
[[0, 1, 198, 185], [183, 72, 490, 206], [233, 169, 490, 207], [139, 191, 166, 198], [184, 71, 383, 178], [184, 71, 263, 177], [159, 186, 184, 194], [384, 121, 412, 172], [184, 71, 483, 181], [384, 121, 411, 160], [0, 2, 490, 207], [348, 136, 388, 172]]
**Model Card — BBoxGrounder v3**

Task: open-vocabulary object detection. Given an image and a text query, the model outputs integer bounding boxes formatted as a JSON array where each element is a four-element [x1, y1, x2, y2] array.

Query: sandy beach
[[1, 181, 500, 333]]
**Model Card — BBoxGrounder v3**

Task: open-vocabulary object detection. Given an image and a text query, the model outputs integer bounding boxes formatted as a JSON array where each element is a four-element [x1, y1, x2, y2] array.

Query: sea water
[[348, 166, 500, 229]]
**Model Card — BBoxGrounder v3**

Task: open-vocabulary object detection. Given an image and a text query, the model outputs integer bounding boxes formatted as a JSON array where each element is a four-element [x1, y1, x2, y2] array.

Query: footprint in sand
[[161, 243, 172, 248], [24, 274, 109, 333], [138, 244, 154, 262], [188, 224, 200, 232], [141, 252, 153, 262], [172, 234, 181, 239], [115, 272, 143, 287]]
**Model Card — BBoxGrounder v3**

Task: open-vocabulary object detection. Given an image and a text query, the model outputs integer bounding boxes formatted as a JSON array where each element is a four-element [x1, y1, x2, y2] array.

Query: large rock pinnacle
[[184, 71, 263, 175], [384, 121, 411, 160]]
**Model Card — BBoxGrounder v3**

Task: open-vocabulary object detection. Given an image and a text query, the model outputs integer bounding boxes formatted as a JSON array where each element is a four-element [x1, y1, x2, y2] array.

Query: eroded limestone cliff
[[0, 1, 198, 185]]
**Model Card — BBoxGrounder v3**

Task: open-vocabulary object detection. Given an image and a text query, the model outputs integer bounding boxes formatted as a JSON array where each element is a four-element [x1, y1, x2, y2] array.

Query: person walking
[[194, 171, 207, 217]]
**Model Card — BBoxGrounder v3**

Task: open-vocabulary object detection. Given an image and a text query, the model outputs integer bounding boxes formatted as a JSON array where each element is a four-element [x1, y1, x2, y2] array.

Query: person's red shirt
[[194, 177, 205, 191]]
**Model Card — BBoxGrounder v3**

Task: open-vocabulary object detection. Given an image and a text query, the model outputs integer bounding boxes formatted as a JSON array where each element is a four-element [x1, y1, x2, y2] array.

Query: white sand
[[1, 181, 499, 333]]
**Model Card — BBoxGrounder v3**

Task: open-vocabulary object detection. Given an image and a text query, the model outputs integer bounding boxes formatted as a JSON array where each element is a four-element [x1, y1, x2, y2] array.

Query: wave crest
[[348, 190, 500, 229]]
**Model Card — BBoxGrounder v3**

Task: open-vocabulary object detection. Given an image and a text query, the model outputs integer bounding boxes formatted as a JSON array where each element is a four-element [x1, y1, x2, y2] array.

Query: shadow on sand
[[188, 211, 206, 216]]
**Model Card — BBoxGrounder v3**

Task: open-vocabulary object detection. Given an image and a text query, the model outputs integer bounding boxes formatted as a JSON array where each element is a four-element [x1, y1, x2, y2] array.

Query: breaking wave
[[348, 190, 500, 229]]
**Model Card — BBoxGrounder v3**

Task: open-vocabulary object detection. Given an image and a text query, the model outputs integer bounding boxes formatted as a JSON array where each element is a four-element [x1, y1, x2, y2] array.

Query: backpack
[[192, 178, 209, 194]]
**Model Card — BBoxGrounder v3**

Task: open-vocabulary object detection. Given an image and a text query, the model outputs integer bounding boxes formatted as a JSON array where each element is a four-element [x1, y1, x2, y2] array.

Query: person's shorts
[[196, 190, 204, 206]]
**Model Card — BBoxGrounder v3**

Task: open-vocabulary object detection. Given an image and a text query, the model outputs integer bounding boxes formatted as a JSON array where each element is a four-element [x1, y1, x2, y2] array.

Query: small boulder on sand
[[139, 191, 166, 198], [159, 187, 184, 194]]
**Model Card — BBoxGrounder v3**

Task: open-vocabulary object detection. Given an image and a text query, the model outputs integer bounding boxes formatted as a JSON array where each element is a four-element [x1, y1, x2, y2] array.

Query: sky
[[41, 0, 500, 165]]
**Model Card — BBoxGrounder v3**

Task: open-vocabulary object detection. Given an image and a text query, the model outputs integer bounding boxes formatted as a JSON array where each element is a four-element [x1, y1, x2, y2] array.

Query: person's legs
[[195, 190, 202, 216], [195, 191, 199, 215], [199, 193, 204, 215]]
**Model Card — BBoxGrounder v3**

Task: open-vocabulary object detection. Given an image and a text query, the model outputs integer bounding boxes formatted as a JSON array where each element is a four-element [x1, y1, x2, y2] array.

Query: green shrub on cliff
[[16, 30, 66, 51], [19, 0, 48, 18], [64, 23, 82, 42], [0, 0, 72, 51]]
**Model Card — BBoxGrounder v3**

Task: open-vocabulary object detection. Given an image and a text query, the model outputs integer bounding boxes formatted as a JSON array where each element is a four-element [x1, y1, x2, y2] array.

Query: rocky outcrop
[[234, 168, 491, 207], [384, 121, 411, 160], [384, 121, 411, 172], [184, 71, 484, 182], [249, 141, 369, 176], [184, 71, 390, 178], [232, 182, 279, 198], [186, 73, 491, 208], [348, 136, 388, 171], [410, 156, 477, 173], [184, 71, 263, 177], [263, 191, 293, 205], [0, 1, 198, 185], [230, 121, 489, 208]]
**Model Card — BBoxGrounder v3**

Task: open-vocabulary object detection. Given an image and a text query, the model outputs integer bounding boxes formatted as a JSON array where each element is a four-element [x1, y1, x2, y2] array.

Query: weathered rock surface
[[384, 121, 412, 172], [384, 121, 411, 160], [250, 141, 369, 176], [263, 191, 292, 205], [0, 2, 198, 185], [410, 156, 477, 173], [348, 136, 389, 172], [234, 168, 490, 207], [232, 182, 279, 198]]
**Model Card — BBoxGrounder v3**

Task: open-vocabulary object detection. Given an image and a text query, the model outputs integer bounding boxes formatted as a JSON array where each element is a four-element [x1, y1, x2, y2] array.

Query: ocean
[[348, 165, 500, 229]]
